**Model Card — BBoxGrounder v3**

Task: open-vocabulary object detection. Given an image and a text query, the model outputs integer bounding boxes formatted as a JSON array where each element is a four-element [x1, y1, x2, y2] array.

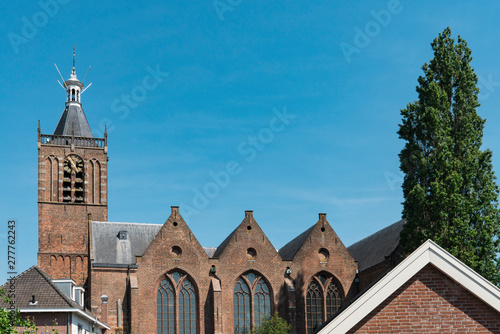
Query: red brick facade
[[38, 138, 108, 287], [349, 264, 500, 333], [19, 312, 68, 333], [89, 209, 358, 333]]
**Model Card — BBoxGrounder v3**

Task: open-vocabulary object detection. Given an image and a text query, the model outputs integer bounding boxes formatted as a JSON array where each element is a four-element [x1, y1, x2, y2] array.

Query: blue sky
[[2, 0, 500, 284]]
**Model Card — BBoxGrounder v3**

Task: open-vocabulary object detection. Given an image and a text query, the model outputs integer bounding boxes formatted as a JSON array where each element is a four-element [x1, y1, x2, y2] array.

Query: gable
[[212, 210, 281, 261], [349, 264, 500, 333], [318, 240, 500, 333], [140, 206, 207, 262]]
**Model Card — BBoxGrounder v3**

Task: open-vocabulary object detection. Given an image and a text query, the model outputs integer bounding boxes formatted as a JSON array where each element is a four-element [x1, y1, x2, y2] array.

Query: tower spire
[[72, 46, 76, 76]]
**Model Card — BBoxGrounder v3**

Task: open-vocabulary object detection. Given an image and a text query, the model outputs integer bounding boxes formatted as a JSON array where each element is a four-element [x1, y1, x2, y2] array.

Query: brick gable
[[350, 264, 500, 333]]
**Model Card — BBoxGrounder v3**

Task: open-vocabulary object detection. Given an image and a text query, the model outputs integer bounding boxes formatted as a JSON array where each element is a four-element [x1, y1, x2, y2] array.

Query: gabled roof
[[0, 266, 109, 329], [0, 266, 80, 309], [318, 240, 500, 333], [53, 104, 93, 137], [92, 222, 162, 265], [212, 227, 238, 258], [278, 225, 315, 260], [92, 221, 216, 265], [347, 219, 405, 272]]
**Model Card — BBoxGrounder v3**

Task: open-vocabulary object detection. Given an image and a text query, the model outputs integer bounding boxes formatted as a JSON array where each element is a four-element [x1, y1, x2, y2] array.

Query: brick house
[[0, 266, 109, 333], [317, 240, 500, 333], [34, 61, 500, 334]]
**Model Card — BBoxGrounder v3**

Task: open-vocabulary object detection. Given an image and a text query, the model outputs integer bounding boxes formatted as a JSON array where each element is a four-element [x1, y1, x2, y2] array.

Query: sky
[[2, 0, 500, 284]]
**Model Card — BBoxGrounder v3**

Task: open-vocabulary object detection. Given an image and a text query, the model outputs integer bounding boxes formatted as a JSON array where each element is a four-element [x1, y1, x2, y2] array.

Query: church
[[32, 60, 500, 334]]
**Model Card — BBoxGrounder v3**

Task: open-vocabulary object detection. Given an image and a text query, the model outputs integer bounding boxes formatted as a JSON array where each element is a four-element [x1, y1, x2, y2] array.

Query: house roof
[[53, 104, 93, 137], [0, 266, 80, 309], [92, 221, 216, 265], [0, 266, 109, 329], [347, 219, 405, 272], [317, 240, 500, 333], [278, 225, 315, 260]]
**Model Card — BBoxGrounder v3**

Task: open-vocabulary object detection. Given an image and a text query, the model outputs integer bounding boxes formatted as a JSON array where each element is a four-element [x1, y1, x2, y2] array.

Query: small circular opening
[[171, 246, 182, 258], [247, 226, 252, 230], [318, 248, 329, 263], [246, 248, 257, 260], [173, 222, 178, 227], [320, 227, 325, 232]]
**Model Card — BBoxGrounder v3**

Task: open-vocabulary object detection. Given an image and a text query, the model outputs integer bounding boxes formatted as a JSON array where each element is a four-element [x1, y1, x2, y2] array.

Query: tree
[[252, 313, 291, 334], [1, 287, 59, 334], [398, 27, 500, 286]]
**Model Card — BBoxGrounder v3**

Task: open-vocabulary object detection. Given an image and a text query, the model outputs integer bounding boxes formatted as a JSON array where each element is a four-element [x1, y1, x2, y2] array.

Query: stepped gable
[[347, 219, 406, 272]]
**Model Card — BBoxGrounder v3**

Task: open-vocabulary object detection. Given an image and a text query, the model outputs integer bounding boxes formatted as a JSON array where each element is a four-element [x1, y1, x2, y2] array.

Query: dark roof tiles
[[278, 225, 315, 261], [0, 266, 81, 309], [347, 220, 406, 272], [53, 104, 93, 137]]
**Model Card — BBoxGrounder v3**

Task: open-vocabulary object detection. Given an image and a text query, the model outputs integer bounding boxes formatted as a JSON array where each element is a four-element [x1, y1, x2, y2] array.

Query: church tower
[[37, 52, 107, 287]]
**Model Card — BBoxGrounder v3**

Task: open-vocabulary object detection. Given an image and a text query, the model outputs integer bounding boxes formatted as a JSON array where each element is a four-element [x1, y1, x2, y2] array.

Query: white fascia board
[[318, 240, 500, 334], [19, 308, 110, 330]]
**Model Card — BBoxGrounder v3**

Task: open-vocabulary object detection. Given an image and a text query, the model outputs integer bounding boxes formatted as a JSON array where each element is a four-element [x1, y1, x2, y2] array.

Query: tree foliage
[[1, 287, 59, 334], [398, 27, 500, 285], [252, 313, 291, 334]]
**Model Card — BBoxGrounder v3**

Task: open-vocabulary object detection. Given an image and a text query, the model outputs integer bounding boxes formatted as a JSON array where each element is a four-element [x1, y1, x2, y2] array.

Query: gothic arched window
[[233, 272, 271, 334], [306, 273, 343, 334], [156, 271, 197, 334]]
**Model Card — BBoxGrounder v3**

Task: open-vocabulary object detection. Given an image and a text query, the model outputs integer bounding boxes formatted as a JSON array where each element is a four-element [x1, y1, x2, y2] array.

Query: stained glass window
[[306, 273, 343, 334], [157, 271, 197, 334], [306, 281, 323, 333], [233, 272, 272, 333]]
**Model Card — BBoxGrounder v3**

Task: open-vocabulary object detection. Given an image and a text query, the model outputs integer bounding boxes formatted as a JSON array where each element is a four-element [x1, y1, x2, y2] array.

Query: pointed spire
[[72, 46, 76, 76]]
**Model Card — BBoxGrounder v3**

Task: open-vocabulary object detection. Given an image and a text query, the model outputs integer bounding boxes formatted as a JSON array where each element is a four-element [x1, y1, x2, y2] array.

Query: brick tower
[[37, 53, 107, 287]]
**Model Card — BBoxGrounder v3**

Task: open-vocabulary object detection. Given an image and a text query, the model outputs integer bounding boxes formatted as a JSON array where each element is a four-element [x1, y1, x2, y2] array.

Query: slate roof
[[92, 222, 162, 265], [212, 228, 238, 258], [204, 247, 217, 258], [53, 104, 93, 137], [278, 225, 315, 260], [0, 266, 81, 309], [92, 222, 216, 265], [347, 220, 406, 272]]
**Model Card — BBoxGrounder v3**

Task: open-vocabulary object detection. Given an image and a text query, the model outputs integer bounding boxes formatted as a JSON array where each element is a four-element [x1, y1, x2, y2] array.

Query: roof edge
[[318, 240, 500, 333]]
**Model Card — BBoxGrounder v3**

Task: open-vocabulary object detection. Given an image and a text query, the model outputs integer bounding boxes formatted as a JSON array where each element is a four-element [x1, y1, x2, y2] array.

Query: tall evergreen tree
[[398, 27, 500, 285]]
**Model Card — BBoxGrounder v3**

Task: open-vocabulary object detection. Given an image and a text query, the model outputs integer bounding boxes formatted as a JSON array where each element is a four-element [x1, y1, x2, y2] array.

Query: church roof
[[92, 221, 216, 265], [212, 228, 238, 258], [278, 225, 315, 260], [0, 266, 81, 309], [92, 222, 162, 265], [53, 104, 93, 137], [347, 219, 406, 272]]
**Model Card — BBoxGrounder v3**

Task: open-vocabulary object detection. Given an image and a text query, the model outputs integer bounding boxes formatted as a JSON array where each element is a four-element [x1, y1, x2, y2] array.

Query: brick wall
[[19, 312, 68, 333], [101, 209, 358, 334], [349, 264, 500, 333], [38, 143, 107, 286]]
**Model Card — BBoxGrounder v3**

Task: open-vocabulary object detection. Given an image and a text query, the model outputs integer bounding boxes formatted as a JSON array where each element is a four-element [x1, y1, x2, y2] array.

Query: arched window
[[156, 271, 197, 334], [233, 272, 271, 333], [306, 273, 343, 334], [62, 155, 84, 203]]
